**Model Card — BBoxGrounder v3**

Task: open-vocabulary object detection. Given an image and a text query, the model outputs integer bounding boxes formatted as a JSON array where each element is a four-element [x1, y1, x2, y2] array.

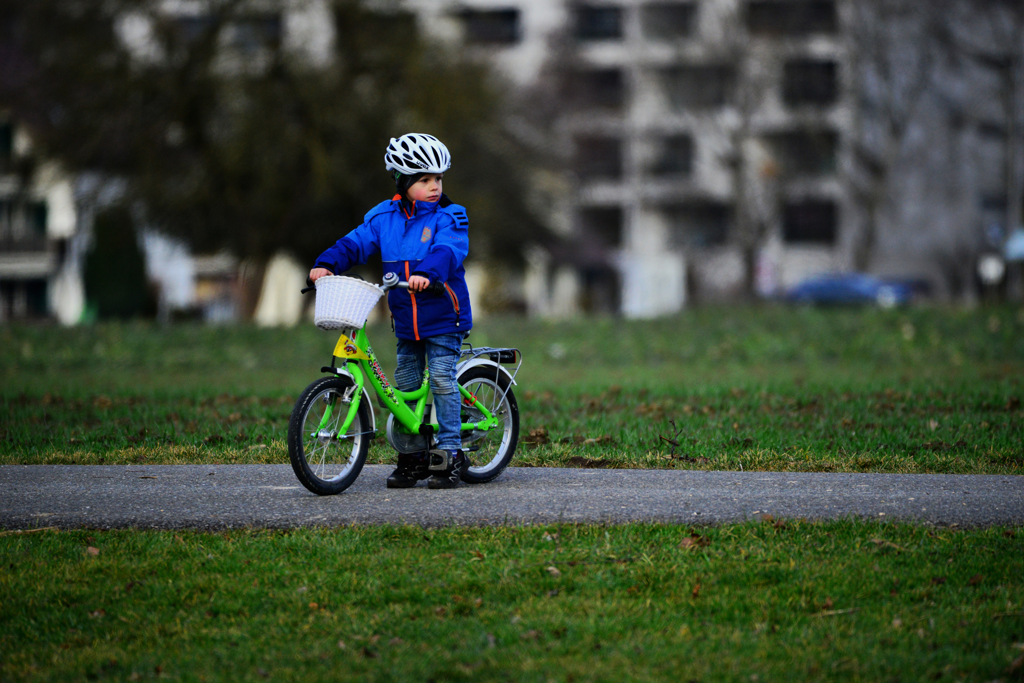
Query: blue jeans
[[394, 333, 464, 451]]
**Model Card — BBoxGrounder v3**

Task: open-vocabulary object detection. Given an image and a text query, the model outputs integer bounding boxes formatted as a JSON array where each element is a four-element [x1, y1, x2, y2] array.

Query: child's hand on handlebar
[[408, 275, 431, 292], [309, 267, 333, 283]]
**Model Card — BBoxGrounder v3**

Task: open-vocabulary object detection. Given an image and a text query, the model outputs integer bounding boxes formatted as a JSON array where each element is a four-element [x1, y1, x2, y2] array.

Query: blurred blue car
[[784, 273, 915, 308]]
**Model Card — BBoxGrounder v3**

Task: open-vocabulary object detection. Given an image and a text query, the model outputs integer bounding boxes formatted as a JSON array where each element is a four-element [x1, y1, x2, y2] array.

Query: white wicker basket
[[313, 276, 384, 330]]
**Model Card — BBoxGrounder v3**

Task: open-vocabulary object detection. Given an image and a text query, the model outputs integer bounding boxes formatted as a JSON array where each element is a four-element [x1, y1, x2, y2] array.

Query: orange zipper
[[444, 283, 461, 328], [405, 261, 420, 340], [444, 283, 460, 313], [393, 194, 415, 219]]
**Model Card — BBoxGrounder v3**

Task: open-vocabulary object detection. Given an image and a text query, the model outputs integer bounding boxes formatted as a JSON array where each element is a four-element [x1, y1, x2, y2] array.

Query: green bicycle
[[287, 273, 522, 496]]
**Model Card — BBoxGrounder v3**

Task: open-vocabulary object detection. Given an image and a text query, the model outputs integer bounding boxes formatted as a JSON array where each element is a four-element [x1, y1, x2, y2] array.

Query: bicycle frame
[[317, 327, 501, 442]]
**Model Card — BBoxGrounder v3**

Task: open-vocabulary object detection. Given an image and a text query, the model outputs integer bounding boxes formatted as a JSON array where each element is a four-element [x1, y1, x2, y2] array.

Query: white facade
[[0, 117, 83, 323], [7, 0, 1011, 324], [402, 0, 857, 316], [1, 1, 338, 325]]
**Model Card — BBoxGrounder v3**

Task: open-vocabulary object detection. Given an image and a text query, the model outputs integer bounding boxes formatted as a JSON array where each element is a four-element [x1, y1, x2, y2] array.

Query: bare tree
[[846, 0, 952, 272], [976, 0, 1024, 254], [995, 1, 1024, 298], [728, 28, 784, 299], [946, 0, 1024, 297], [0, 0, 548, 316]]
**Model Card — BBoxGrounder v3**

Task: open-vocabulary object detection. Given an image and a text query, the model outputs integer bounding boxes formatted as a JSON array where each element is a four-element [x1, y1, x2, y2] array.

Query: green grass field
[[2, 522, 1023, 682], [2, 305, 1022, 681], [2, 305, 1021, 474]]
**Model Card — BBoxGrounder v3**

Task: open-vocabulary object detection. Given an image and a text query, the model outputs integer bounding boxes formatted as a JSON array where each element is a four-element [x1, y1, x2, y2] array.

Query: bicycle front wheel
[[458, 365, 519, 484], [288, 376, 372, 495]]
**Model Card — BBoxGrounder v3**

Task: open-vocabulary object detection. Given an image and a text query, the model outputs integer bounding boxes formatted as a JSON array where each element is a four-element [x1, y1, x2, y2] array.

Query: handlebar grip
[[403, 281, 446, 294]]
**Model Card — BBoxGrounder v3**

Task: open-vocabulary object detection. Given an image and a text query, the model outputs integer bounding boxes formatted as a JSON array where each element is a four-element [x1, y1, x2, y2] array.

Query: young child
[[308, 133, 473, 490]]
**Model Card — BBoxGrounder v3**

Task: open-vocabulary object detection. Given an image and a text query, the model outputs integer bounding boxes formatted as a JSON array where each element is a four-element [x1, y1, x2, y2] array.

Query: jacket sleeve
[[313, 215, 382, 274], [413, 212, 468, 284]]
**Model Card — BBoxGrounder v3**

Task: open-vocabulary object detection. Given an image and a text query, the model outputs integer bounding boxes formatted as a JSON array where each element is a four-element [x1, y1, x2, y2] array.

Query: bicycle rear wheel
[[458, 365, 519, 484], [288, 376, 372, 495]]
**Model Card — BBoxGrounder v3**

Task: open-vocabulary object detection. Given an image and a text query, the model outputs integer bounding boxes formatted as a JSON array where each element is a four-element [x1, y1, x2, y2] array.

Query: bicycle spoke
[[311, 406, 328, 474], [487, 382, 499, 415], [302, 393, 351, 481], [461, 376, 512, 472]]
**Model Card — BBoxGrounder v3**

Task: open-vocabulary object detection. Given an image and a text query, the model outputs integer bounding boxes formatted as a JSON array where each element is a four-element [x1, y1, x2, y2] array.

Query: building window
[[746, 1, 837, 36], [782, 199, 837, 243], [224, 14, 282, 52], [0, 200, 47, 246], [0, 200, 10, 242], [650, 134, 694, 176], [570, 68, 625, 111], [30, 201, 47, 237], [980, 195, 1007, 213], [578, 206, 623, 247], [978, 121, 1005, 140], [663, 65, 735, 109], [581, 266, 621, 314], [782, 60, 838, 107], [0, 122, 11, 171], [979, 195, 1008, 244], [641, 2, 697, 40], [766, 130, 837, 176], [462, 9, 520, 45], [666, 201, 731, 247], [172, 13, 280, 53], [172, 15, 217, 44], [0, 280, 48, 321], [576, 5, 623, 41], [575, 136, 623, 180]]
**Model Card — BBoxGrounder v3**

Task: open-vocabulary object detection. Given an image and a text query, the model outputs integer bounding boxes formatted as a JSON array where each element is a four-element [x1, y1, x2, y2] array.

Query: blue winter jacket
[[314, 194, 472, 341]]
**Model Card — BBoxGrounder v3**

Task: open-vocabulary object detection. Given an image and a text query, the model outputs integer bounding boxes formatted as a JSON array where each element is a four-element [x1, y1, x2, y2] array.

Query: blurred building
[[0, 1, 333, 325], [407, 0, 856, 316], [5, 0, 856, 323], [0, 115, 248, 325], [4, 0, 1018, 323], [406, 0, 1024, 313], [0, 115, 82, 323]]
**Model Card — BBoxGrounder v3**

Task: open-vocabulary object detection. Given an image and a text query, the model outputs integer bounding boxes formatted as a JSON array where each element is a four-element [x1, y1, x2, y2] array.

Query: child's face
[[406, 173, 443, 203]]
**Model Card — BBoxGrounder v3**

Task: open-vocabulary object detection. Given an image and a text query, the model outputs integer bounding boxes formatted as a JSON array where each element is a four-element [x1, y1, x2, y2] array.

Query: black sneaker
[[427, 449, 465, 490], [386, 452, 429, 489]]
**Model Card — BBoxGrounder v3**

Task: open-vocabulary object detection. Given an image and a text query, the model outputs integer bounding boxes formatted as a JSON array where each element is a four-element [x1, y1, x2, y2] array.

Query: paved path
[[2, 465, 1022, 530]]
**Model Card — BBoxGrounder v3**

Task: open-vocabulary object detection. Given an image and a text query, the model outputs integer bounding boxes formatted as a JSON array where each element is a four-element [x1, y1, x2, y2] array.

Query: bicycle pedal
[[428, 449, 450, 471]]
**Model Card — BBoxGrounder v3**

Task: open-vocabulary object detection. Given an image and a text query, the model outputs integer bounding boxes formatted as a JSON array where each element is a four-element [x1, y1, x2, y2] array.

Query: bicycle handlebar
[[382, 272, 446, 294], [301, 273, 445, 295]]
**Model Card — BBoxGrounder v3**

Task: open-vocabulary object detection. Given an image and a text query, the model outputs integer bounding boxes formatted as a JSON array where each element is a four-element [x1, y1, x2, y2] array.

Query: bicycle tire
[[288, 376, 372, 495], [457, 365, 519, 484]]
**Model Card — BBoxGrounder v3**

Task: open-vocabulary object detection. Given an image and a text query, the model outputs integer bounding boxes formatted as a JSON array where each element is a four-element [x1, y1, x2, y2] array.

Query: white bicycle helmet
[[384, 133, 451, 176]]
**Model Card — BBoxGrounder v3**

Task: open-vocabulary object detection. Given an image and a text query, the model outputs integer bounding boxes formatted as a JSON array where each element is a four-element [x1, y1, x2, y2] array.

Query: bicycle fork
[[312, 384, 360, 440]]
